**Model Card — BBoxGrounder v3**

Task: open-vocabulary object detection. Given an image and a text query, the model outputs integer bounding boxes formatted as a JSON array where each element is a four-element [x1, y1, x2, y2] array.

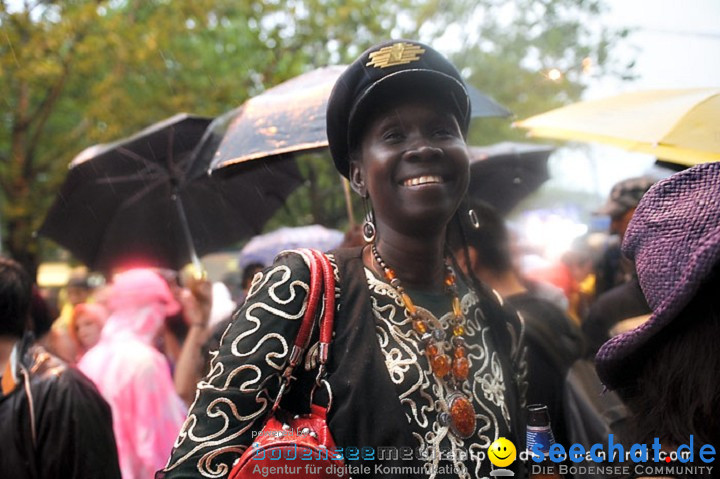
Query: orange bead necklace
[[371, 244, 477, 439]]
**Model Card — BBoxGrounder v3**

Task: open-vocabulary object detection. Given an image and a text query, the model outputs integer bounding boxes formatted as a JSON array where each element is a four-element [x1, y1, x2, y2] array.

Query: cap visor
[[348, 69, 470, 143]]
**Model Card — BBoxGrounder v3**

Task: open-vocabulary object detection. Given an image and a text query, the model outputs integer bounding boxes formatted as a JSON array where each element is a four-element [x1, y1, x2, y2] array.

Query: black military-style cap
[[326, 39, 471, 178]]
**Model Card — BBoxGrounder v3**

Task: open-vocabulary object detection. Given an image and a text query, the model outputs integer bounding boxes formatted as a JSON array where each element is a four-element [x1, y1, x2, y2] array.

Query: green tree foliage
[[1, 1, 103, 273], [432, 0, 633, 144], [0, 0, 632, 273], [0, 0, 413, 272]]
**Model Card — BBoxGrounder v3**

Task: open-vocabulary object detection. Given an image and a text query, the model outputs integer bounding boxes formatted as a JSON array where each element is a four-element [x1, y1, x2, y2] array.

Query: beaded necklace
[[371, 244, 477, 439]]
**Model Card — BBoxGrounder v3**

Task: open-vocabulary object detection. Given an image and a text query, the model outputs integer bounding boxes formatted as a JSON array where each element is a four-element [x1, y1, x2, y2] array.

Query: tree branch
[[23, 6, 99, 167], [25, 61, 71, 168]]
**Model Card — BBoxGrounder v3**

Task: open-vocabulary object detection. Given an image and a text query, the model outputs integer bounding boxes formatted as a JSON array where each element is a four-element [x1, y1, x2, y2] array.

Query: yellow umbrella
[[514, 88, 720, 166]]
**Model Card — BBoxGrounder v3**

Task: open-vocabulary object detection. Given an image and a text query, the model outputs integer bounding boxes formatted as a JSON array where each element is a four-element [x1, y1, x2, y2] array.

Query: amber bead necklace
[[371, 244, 477, 439]]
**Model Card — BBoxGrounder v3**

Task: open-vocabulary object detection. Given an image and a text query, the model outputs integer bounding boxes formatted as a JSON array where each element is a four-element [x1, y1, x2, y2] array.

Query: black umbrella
[[39, 113, 302, 274], [467, 85, 512, 118], [210, 66, 512, 171], [468, 142, 554, 216], [210, 66, 345, 171]]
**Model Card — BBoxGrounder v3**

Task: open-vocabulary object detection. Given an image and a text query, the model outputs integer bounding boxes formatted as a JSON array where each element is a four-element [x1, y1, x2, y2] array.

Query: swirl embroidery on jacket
[[165, 262, 310, 478], [365, 268, 510, 479]]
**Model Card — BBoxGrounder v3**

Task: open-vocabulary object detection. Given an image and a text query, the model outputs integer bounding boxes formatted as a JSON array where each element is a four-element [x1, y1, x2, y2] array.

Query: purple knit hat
[[595, 162, 720, 390]]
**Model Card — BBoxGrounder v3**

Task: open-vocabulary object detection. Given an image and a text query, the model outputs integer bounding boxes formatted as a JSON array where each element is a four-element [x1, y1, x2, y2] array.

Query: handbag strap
[[310, 249, 335, 379], [287, 249, 323, 364], [274, 248, 335, 411]]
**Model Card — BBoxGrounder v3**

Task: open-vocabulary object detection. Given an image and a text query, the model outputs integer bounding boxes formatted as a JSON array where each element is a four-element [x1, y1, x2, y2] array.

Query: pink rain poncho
[[78, 269, 187, 479]]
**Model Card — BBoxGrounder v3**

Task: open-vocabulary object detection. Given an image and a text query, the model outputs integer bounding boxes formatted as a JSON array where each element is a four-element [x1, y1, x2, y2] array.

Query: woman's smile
[[401, 174, 445, 187], [351, 98, 470, 235]]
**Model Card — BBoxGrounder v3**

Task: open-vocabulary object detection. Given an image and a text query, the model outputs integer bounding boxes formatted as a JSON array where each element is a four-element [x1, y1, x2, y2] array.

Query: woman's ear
[[349, 160, 367, 198]]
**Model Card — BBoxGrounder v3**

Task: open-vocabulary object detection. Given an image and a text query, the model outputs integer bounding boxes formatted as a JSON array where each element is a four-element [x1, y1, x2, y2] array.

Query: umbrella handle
[[173, 193, 205, 278]]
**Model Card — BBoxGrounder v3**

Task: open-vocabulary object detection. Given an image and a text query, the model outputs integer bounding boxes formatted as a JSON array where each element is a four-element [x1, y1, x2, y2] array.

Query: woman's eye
[[433, 125, 456, 137], [382, 130, 403, 141]]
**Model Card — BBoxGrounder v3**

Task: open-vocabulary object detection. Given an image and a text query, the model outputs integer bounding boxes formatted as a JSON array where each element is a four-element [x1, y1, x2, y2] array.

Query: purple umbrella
[[237, 224, 344, 270]]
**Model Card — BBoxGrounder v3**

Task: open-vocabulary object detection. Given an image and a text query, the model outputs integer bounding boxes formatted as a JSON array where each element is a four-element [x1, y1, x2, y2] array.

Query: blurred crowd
[[2, 162, 718, 479]]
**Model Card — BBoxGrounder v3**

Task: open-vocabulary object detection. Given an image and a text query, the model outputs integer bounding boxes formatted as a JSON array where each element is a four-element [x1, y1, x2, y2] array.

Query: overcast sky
[[588, 0, 720, 97], [544, 0, 720, 202]]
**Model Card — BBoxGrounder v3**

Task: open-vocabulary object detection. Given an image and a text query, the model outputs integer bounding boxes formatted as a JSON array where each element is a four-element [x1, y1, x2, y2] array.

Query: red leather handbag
[[229, 249, 344, 479]]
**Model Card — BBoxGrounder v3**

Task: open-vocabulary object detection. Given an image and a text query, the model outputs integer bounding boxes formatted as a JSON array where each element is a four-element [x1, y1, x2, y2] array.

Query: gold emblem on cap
[[366, 42, 425, 69]]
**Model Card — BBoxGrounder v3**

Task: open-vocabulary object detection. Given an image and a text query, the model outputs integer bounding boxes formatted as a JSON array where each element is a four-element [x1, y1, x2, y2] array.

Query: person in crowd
[[172, 276, 244, 408], [206, 281, 236, 330], [131, 267, 216, 407], [237, 261, 264, 305], [526, 238, 596, 324], [592, 176, 656, 295], [171, 275, 217, 407], [67, 302, 107, 363], [595, 162, 720, 479], [78, 268, 187, 479], [449, 199, 583, 448], [48, 270, 95, 362], [159, 40, 527, 478], [152, 268, 190, 371], [513, 236, 570, 312], [582, 177, 656, 356], [151, 269, 220, 397], [29, 285, 58, 345], [0, 256, 121, 478], [61, 270, 95, 317]]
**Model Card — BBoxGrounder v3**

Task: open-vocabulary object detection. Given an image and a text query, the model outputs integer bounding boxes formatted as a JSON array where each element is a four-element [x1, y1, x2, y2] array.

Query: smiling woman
[[158, 40, 527, 479], [350, 98, 470, 240]]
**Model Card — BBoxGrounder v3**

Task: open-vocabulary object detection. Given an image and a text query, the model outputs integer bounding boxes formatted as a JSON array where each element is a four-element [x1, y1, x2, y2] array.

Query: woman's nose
[[401, 138, 443, 162]]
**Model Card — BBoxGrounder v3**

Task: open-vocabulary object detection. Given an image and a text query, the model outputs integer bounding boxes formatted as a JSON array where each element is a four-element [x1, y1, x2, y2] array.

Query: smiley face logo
[[488, 437, 517, 468]]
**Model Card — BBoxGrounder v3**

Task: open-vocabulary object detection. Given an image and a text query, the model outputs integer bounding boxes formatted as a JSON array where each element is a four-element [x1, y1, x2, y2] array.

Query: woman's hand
[[174, 277, 213, 406], [181, 277, 212, 329]]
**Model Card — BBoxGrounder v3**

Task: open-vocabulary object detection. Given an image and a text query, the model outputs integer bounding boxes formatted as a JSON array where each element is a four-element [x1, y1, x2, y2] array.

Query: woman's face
[[75, 313, 103, 349], [351, 98, 470, 237]]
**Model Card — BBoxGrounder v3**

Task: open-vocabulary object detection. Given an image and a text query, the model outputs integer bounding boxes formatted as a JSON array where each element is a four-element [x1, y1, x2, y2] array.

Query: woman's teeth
[[403, 175, 443, 186]]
